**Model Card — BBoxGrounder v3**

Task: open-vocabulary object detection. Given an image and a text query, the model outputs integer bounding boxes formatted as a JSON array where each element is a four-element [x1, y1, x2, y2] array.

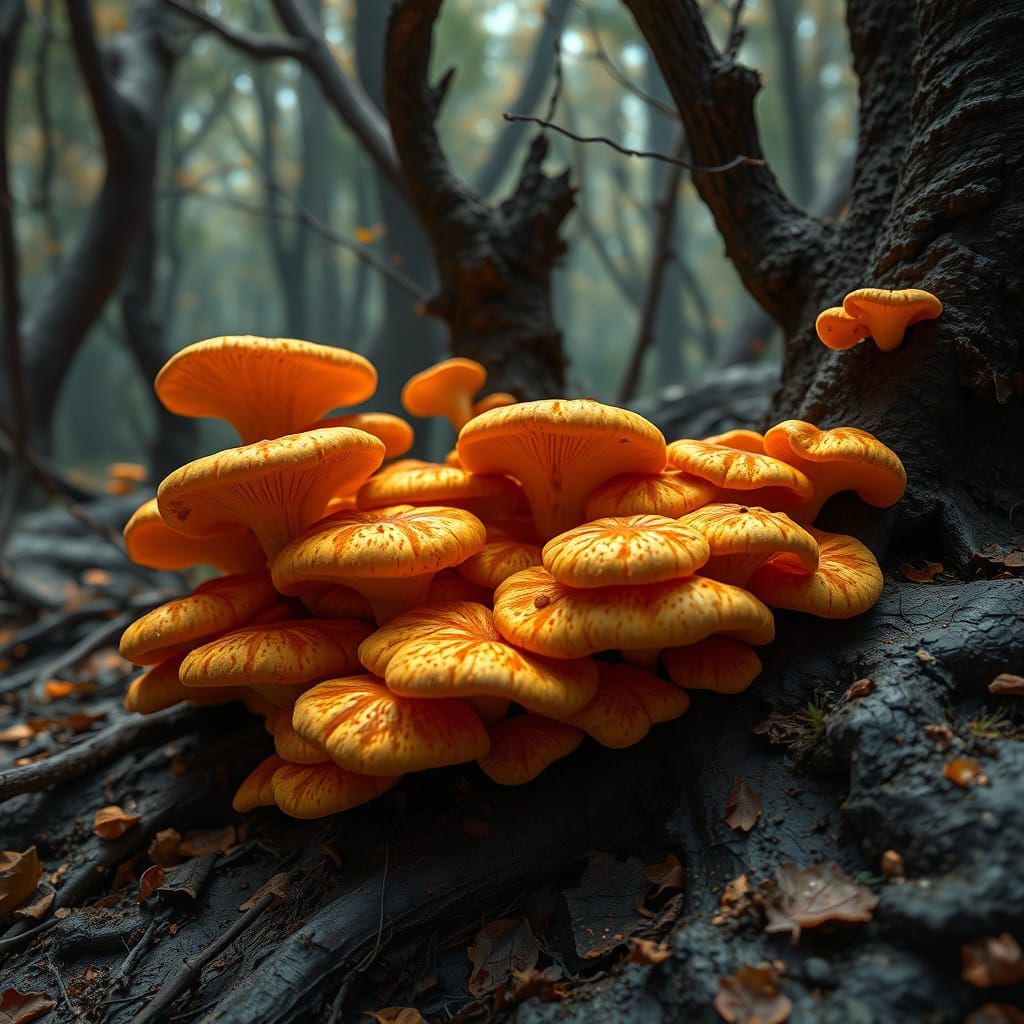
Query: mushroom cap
[[401, 357, 487, 429], [584, 471, 719, 519], [566, 662, 690, 747], [679, 503, 819, 584], [762, 420, 906, 521], [456, 535, 543, 590], [356, 465, 526, 520], [155, 336, 378, 444], [123, 498, 267, 574], [842, 288, 942, 351], [179, 618, 371, 689], [702, 429, 766, 453], [666, 439, 813, 508], [492, 567, 775, 659], [542, 514, 710, 588], [428, 570, 494, 605], [746, 527, 883, 618], [272, 505, 486, 592], [359, 601, 599, 718], [472, 392, 518, 416], [233, 754, 285, 813], [272, 708, 330, 764], [478, 715, 584, 785], [119, 573, 279, 665], [157, 428, 385, 559], [271, 761, 400, 819], [123, 654, 245, 713], [308, 412, 414, 460], [292, 674, 490, 775], [662, 636, 763, 694], [815, 307, 872, 350], [457, 399, 667, 540], [299, 585, 374, 620]]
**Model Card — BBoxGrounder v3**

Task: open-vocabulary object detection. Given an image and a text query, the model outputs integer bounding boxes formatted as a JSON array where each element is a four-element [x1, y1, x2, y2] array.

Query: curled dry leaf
[[880, 850, 905, 880], [714, 963, 792, 1024], [467, 917, 540, 996], [0, 989, 58, 1024], [148, 828, 183, 867], [0, 848, 42, 919], [961, 933, 1024, 988], [506, 967, 566, 1006], [765, 862, 878, 942], [239, 872, 290, 912], [178, 826, 237, 857], [844, 678, 876, 701], [627, 938, 673, 965], [13, 885, 54, 922], [900, 560, 943, 583], [138, 864, 165, 903], [645, 853, 685, 900], [362, 1009, 425, 1024], [724, 778, 762, 832], [944, 758, 988, 788], [714, 874, 755, 925], [93, 805, 141, 840], [989, 673, 1024, 696]]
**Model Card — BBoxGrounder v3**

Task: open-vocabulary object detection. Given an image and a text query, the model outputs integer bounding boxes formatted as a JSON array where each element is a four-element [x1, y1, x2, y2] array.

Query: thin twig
[[724, 0, 748, 60], [163, 0, 310, 60], [501, 113, 762, 172], [109, 915, 162, 991]]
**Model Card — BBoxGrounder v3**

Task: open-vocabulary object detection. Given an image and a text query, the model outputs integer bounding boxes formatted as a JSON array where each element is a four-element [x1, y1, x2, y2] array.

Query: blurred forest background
[[4, 0, 857, 477]]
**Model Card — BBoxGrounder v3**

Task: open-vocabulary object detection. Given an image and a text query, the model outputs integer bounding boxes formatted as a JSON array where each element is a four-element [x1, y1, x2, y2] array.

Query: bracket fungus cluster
[[119, 339, 906, 819], [815, 287, 942, 351]]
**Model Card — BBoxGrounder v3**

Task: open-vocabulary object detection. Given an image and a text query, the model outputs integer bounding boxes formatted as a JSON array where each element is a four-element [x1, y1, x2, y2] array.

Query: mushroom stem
[[348, 575, 435, 624], [699, 554, 777, 586], [620, 648, 662, 672]]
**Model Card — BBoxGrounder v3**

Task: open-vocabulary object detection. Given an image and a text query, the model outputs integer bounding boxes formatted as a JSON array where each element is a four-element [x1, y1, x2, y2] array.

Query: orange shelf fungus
[[271, 761, 400, 819], [472, 392, 518, 417], [360, 601, 599, 718], [457, 534, 543, 590], [478, 715, 584, 785], [124, 654, 246, 714], [308, 412, 414, 460], [843, 288, 942, 351], [232, 754, 286, 813], [299, 584, 374, 621], [584, 471, 719, 520], [428, 570, 494, 605], [401, 357, 487, 431], [662, 636, 763, 694], [292, 674, 490, 776], [157, 428, 385, 560], [155, 336, 377, 444], [458, 399, 667, 540], [702, 429, 766, 453], [272, 709, 331, 764], [815, 307, 872, 350], [763, 420, 906, 523]]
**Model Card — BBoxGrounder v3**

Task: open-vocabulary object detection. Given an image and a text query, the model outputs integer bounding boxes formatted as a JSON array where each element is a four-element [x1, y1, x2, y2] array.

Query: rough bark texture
[[385, 0, 575, 399]]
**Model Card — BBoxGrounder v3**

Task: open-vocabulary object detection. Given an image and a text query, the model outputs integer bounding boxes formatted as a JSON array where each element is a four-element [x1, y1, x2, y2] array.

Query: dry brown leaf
[[148, 828, 183, 867], [713, 963, 792, 1024], [724, 778, 762, 832], [505, 967, 566, 1006], [0, 725, 33, 744], [900, 561, 944, 583], [138, 864, 165, 903], [13, 885, 53, 921], [645, 853, 685, 900], [467, 917, 540, 996], [0, 988, 57, 1024], [178, 826, 236, 857], [844, 678, 876, 701], [944, 758, 988, 788], [42, 680, 76, 700], [764, 862, 878, 942], [239, 872, 290, 911], [111, 857, 139, 892], [880, 850, 905, 880], [989, 673, 1024, 696], [0, 848, 42, 919], [966, 1004, 1024, 1024], [962, 934, 1024, 987], [627, 938, 673, 965], [362, 1010, 424, 1024], [93, 806, 141, 839], [714, 874, 756, 925], [565, 853, 649, 957]]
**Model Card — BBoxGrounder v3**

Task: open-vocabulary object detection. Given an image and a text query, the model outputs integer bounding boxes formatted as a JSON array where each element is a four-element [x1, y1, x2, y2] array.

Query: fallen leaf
[[42, 680, 76, 700], [362, 1010, 424, 1024], [93, 806, 141, 839], [645, 853, 685, 901], [880, 850, 905, 880], [627, 938, 672, 965], [506, 966, 566, 1005], [714, 963, 792, 1024], [0, 725, 33, 744], [900, 561, 943, 583], [239, 872, 290, 911], [966, 1005, 1024, 1024], [844, 678, 876, 701], [724, 778, 762, 832], [0, 848, 42, 919], [923, 723, 954, 752], [565, 852, 649, 958], [82, 568, 112, 586], [944, 758, 988, 788], [13, 886, 53, 921], [138, 865, 165, 902], [178, 826, 236, 857], [989, 673, 1024, 696], [714, 874, 755, 925], [764, 862, 878, 942], [962, 934, 1024, 987], [0, 989, 57, 1024], [467, 917, 540, 996], [148, 828, 183, 867]]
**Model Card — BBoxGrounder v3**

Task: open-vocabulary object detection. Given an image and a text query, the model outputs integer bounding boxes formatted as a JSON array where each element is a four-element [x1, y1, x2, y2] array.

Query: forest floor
[[2, 380, 1023, 1024]]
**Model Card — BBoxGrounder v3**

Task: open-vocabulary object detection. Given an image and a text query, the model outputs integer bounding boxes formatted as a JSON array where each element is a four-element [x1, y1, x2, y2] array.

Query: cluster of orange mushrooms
[[116, 335, 907, 820]]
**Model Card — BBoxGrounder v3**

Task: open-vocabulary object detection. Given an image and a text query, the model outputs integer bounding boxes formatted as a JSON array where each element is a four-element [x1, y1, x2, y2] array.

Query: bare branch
[[163, 0, 311, 59]]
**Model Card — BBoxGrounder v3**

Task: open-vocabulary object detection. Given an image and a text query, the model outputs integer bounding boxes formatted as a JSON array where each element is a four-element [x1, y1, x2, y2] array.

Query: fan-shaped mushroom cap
[[842, 287, 942, 351], [155, 336, 378, 444], [308, 412, 414, 460], [271, 761, 400, 819], [543, 515, 710, 588], [566, 662, 690, 747], [746, 528, 883, 618], [299, 585, 374, 621], [703, 429, 766, 453], [401, 357, 487, 430], [815, 307, 872, 351], [356, 464, 526, 520], [493, 567, 775, 659], [762, 420, 906, 523], [457, 534, 543, 589], [293, 674, 490, 775], [119, 573, 279, 665], [666, 439, 813, 510], [233, 754, 285, 812], [679, 503, 819, 585], [272, 708, 330, 764], [124, 498, 266, 574], [662, 636, 762, 694], [584, 471, 718, 520], [158, 428, 385, 559], [478, 715, 584, 785], [124, 654, 246, 713], [179, 618, 371, 690], [272, 505, 486, 623], [360, 602, 599, 718], [472, 392, 517, 417], [458, 399, 667, 540]]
